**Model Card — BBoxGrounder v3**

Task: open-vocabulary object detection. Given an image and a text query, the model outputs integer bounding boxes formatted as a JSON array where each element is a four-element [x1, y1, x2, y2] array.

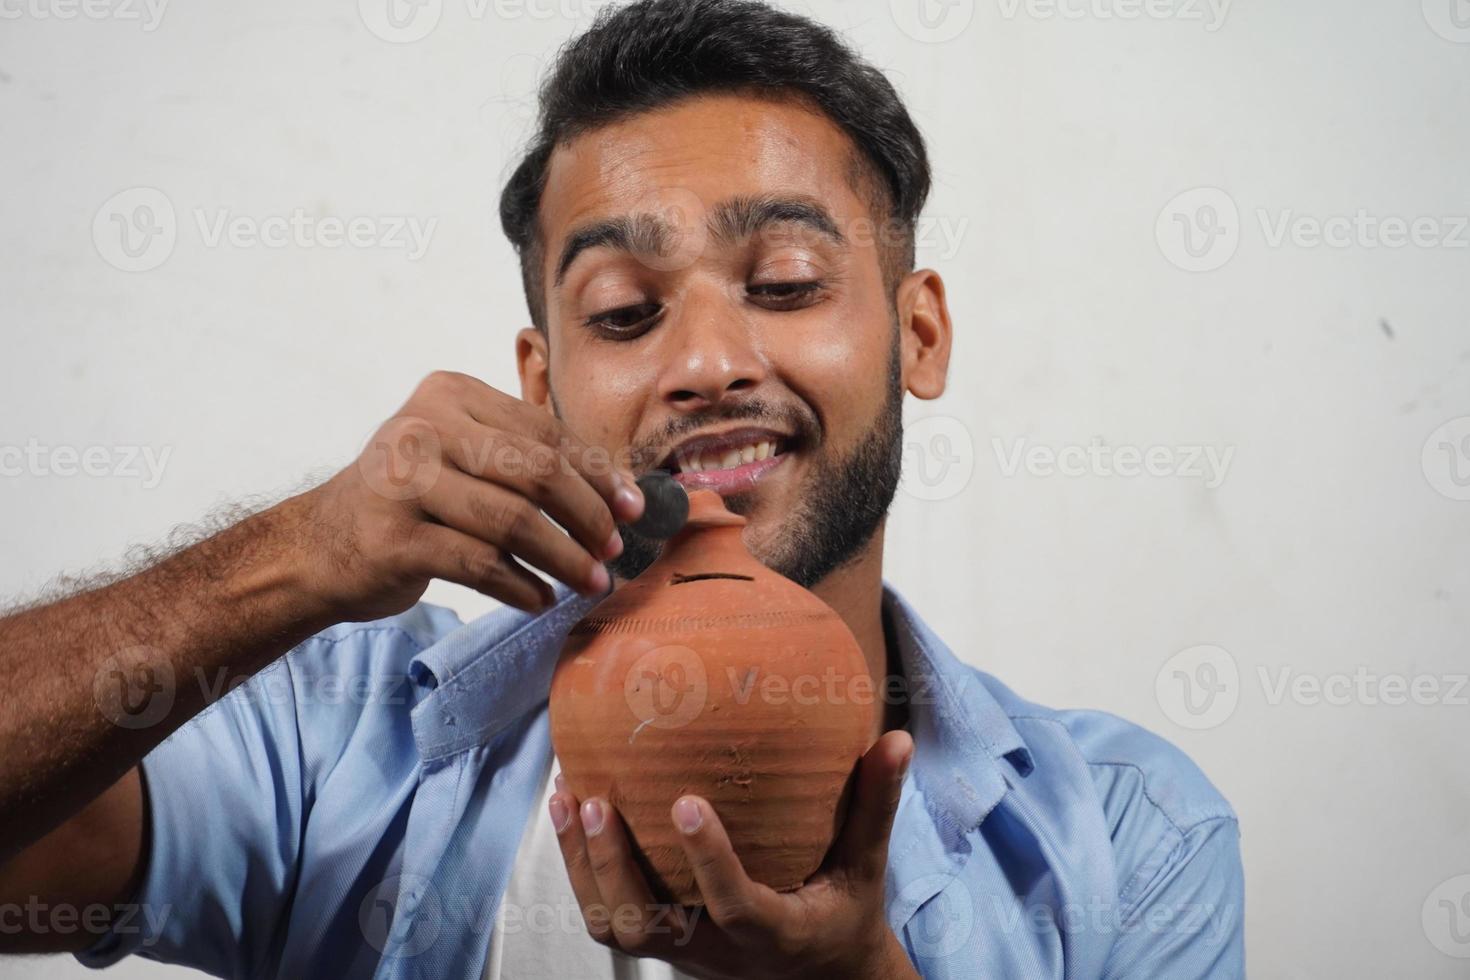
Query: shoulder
[[972, 670, 1241, 918], [292, 601, 468, 672], [978, 669, 1236, 834]]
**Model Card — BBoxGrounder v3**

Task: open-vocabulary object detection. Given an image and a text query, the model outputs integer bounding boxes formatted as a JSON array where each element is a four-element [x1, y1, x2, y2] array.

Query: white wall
[[3, 0, 1468, 976]]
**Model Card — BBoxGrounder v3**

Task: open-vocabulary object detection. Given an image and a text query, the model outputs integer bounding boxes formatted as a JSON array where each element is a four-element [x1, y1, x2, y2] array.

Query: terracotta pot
[[549, 489, 876, 904]]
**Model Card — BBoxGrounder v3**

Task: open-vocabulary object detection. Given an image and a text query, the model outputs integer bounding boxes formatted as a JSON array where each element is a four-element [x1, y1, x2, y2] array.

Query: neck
[[807, 522, 904, 740]]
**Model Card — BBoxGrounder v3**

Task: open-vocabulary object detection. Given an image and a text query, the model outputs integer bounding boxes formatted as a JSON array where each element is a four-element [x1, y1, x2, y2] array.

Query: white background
[[3, 0, 1469, 976]]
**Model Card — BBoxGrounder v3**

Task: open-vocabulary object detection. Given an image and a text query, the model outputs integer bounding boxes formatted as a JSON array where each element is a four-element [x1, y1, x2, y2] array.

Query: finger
[[828, 729, 913, 883], [579, 797, 668, 957], [549, 788, 617, 945], [419, 468, 610, 597], [671, 795, 784, 941], [453, 376, 645, 524], [402, 522, 553, 612]]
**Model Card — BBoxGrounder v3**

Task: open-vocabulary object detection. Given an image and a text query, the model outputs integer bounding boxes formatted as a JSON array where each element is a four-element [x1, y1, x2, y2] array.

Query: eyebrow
[[552, 194, 847, 287]]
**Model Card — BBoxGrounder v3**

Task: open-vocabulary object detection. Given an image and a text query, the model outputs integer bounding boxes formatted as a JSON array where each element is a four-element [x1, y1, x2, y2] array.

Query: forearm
[[0, 493, 336, 861]]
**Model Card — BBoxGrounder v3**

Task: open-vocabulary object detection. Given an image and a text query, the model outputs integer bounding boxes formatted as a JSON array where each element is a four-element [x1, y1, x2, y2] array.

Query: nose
[[656, 293, 769, 412]]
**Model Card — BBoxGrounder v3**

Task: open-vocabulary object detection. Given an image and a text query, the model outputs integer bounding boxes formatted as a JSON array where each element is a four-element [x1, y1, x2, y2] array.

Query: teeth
[[676, 439, 780, 474]]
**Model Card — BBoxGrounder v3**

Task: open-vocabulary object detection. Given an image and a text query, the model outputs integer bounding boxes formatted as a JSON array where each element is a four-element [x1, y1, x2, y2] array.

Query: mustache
[[626, 398, 822, 474]]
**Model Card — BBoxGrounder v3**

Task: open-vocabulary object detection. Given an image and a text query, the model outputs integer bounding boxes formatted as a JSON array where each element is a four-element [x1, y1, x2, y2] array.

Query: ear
[[895, 268, 953, 400], [516, 327, 554, 413]]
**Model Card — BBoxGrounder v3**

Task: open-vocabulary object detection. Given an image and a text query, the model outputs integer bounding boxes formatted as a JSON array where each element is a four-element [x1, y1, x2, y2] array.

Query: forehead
[[538, 92, 869, 255]]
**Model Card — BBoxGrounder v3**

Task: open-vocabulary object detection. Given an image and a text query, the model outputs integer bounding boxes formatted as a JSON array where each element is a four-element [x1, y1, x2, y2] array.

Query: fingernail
[[585, 563, 611, 595], [581, 799, 605, 837], [549, 796, 571, 833], [554, 772, 566, 793], [614, 483, 643, 521], [603, 529, 624, 560], [673, 797, 702, 835]]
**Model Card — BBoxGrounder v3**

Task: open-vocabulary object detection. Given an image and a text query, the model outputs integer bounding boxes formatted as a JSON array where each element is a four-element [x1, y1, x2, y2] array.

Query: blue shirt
[[78, 583, 1245, 979]]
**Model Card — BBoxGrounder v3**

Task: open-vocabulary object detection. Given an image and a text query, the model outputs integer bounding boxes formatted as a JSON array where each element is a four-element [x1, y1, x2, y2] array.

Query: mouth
[[656, 426, 793, 494]]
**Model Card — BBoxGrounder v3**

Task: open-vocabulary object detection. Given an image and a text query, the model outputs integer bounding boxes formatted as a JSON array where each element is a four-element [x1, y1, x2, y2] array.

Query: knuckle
[[711, 897, 759, 933], [614, 922, 653, 955], [456, 546, 503, 584], [583, 905, 614, 944], [587, 848, 620, 879]]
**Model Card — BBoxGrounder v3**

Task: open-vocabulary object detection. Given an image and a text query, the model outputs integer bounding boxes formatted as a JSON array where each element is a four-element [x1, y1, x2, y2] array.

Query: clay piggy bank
[[548, 489, 876, 904]]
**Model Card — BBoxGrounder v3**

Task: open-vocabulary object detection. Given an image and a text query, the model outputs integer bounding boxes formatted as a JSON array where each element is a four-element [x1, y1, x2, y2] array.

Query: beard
[[597, 329, 904, 589]]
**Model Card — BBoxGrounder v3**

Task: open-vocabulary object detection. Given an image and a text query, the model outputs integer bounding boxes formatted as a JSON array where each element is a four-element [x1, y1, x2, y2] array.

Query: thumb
[[829, 729, 913, 883]]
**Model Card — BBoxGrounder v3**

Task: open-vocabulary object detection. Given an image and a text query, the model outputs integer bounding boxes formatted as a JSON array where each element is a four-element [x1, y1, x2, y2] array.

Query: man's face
[[521, 93, 920, 586]]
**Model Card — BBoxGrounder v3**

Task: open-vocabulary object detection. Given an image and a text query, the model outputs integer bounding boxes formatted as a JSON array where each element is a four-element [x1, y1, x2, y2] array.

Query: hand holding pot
[[548, 729, 920, 980]]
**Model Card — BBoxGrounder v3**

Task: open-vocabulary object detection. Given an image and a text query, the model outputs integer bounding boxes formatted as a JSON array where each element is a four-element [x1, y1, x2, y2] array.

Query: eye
[[585, 302, 663, 339], [748, 280, 825, 310]]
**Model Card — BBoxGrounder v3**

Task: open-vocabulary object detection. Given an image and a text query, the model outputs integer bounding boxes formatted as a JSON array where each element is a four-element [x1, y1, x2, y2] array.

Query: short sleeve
[[75, 657, 306, 978], [1102, 817, 1246, 979]]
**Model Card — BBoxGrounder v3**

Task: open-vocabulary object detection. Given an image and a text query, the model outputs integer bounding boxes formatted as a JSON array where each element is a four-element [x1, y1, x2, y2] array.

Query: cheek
[[772, 299, 892, 442], [550, 342, 652, 448]]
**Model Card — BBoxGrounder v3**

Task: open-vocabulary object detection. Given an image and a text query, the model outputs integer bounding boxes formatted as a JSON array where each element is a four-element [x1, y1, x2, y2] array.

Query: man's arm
[[0, 370, 642, 952]]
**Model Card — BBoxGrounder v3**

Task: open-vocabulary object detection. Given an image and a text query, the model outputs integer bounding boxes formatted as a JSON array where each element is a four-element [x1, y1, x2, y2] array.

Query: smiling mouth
[[656, 427, 794, 491]]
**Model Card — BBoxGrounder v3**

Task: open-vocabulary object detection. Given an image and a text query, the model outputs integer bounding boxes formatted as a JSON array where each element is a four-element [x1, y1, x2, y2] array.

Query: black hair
[[497, 0, 932, 330]]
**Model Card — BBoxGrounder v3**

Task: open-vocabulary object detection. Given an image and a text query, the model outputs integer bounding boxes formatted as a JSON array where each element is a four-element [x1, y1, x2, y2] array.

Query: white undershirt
[[483, 751, 698, 980]]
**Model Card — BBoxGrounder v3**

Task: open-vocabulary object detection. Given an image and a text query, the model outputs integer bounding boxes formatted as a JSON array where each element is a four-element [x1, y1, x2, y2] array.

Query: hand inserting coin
[[625, 470, 690, 541]]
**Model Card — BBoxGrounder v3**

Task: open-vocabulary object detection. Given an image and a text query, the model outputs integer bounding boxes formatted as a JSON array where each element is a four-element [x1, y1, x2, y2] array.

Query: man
[[0, 1, 1244, 977]]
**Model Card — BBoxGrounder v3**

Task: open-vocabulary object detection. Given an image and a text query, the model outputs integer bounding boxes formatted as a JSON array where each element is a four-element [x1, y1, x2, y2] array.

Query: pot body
[[549, 490, 876, 904]]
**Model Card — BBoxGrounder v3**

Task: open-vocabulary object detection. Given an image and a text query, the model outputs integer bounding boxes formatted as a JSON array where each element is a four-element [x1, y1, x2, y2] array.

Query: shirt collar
[[882, 582, 1033, 832], [408, 578, 1035, 821], [408, 583, 600, 762]]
